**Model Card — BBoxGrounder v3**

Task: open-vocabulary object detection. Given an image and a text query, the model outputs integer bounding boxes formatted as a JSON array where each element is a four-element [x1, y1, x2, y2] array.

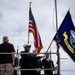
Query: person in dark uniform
[[20, 44, 31, 75], [20, 44, 37, 75], [42, 53, 54, 75]]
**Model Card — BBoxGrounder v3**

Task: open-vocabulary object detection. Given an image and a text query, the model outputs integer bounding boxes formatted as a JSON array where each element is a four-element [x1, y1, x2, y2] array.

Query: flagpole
[[55, 0, 60, 75], [17, 45, 19, 75], [28, 2, 32, 44]]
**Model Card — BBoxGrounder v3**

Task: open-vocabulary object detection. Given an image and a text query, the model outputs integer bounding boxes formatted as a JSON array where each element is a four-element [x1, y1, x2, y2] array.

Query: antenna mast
[[55, 0, 60, 75]]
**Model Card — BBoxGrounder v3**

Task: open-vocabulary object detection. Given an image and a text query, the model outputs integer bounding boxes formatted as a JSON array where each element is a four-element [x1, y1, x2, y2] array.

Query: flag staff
[[55, 0, 60, 75], [17, 45, 19, 75], [28, 2, 32, 44]]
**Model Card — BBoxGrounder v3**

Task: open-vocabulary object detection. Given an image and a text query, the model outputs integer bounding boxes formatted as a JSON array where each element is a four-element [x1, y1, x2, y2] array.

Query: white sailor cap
[[23, 44, 31, 48]]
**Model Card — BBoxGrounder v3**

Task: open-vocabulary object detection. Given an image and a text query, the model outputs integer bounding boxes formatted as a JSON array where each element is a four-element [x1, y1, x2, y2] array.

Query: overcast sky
[[0, 0, 75, 75]]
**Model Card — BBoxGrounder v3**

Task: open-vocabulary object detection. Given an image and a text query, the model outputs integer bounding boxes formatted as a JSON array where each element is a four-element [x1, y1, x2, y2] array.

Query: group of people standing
[[20, 43, 55, 75], [0, 36, 55, 75]]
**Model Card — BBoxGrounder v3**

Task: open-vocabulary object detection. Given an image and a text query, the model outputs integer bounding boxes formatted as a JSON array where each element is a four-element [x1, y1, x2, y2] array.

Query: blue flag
[[53, 11, 75, 62]]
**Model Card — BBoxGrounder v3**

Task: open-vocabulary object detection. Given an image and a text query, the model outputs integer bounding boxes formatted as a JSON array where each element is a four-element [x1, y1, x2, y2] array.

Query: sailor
[[20, 44, 32, 75], [42, 53, 54, 75]]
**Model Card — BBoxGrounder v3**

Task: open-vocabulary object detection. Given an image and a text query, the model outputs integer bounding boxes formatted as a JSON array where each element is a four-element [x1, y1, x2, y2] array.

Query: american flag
[[28, 6, 43, 53]]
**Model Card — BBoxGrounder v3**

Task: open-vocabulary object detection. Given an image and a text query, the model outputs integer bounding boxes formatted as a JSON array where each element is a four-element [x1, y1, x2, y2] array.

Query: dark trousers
[[13, 70, 17, 75]]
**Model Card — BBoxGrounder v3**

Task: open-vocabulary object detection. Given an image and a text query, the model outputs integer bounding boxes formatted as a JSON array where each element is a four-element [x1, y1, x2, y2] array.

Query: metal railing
[[0, 52, 59, 75]]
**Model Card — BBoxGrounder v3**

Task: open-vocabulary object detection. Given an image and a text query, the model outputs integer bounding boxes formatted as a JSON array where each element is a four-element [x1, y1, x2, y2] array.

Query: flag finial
[[29, 2, 32, 7]]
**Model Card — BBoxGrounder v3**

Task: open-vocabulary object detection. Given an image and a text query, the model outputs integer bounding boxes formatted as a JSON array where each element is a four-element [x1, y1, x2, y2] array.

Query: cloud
[[0, 0, 75, 74]]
